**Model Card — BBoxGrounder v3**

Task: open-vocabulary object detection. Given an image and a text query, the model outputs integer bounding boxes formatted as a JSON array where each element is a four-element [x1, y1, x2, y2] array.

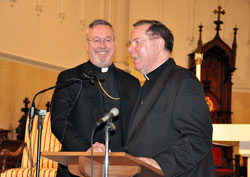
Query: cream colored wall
[[232, 91, 250, 123], [0, 59, 59, 139], [0, 0, 250, 138], [1, 0, 250, 85]]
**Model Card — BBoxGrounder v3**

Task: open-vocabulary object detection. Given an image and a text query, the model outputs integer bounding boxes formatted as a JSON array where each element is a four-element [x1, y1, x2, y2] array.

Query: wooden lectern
[[42, 152, 164, 177]]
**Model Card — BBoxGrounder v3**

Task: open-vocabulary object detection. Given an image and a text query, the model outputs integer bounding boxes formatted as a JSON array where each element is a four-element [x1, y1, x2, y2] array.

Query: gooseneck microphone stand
[[28, 71, 98, 177], [29, 82, 62, 177]]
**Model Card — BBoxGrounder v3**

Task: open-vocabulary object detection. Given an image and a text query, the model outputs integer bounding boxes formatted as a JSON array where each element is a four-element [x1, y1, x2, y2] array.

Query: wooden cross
[[21, 97, 30, 114], [198, 23, 203, 52], [46, 101, 51, 112], [213, 6, 225, 21]]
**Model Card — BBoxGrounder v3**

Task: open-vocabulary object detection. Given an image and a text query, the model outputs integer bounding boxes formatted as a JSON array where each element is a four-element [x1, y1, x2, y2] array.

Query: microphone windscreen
[[110, 107, 119, 117]]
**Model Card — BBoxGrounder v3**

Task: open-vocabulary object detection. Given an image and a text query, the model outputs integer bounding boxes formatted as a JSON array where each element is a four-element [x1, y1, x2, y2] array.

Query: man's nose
[[128, 44, 135, 54], [99, 40, 107, 47]]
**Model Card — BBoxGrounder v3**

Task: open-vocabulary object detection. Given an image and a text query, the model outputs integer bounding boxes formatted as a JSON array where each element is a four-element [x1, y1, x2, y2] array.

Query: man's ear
[[157, 38, 165, 51], [86, 40, 89, 50]]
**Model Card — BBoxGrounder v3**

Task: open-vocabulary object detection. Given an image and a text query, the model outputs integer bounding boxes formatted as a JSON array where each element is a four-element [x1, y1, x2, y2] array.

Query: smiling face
[[86, 25, 115, 68], [127, 24, 161, 75]]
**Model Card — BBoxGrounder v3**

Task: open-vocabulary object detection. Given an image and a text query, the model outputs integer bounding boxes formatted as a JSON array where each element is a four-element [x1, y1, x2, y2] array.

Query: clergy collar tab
[[101, 67, 109, 73]]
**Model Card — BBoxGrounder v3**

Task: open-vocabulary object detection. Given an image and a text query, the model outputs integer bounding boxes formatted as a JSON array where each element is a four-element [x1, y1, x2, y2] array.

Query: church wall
[[0, 59, 58, 139], [232, 91, 250, 124]]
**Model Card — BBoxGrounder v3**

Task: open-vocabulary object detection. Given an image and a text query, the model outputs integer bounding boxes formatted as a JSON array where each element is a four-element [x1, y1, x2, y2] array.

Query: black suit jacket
[[51, 61, 140, 177], [126, 59, 216, 177]]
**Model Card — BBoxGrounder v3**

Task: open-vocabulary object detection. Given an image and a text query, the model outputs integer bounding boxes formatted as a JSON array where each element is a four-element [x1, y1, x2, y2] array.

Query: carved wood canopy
[[188, 6, 238, 123]]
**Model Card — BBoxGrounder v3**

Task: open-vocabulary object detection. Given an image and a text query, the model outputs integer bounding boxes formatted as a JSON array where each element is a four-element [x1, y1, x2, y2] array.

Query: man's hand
[[87, 142, 106, 152], [138, 157, 161, 170]]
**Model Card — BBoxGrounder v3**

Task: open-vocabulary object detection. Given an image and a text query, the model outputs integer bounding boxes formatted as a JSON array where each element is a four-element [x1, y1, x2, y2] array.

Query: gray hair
[[86, 19, 115, 40]]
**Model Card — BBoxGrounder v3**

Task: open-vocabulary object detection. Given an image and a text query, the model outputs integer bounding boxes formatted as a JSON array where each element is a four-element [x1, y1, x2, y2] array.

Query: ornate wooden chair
[[212, 145, 241, 177], [0, 113, 61, 177]]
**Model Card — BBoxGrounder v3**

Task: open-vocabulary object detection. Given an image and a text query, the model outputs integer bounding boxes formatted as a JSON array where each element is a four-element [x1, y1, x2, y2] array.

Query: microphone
[[28, 106, 47, 133], [28, 103, 36, 134], [80, 71, 99, 85], [96, 108, 119, 126]]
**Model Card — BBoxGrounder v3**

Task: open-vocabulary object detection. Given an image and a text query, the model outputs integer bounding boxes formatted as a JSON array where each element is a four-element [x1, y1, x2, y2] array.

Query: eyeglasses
[[127, 37, 160, 48], [87, 37, 114, 45]]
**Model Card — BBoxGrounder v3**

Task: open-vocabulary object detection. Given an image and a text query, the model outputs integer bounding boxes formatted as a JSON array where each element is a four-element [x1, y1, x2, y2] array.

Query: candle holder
[[195, 52, 203, 81]]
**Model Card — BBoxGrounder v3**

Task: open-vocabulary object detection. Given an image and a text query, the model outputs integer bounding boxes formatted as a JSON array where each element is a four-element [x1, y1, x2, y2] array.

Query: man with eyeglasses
[[125, 20, 216, 177], [51, 19, 140, 177]]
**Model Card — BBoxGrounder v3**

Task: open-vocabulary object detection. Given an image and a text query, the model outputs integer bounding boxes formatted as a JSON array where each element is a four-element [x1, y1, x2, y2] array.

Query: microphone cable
[[29, 128, 33, 177], [90, 125, 98, 177], [52, 80, 83, 144]]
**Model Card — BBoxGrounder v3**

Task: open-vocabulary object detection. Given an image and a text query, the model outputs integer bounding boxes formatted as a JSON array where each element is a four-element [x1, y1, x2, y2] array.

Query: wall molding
[[1, 50, 249, 92], [0, 50, 67, 72], [232, 83, 250, 93]]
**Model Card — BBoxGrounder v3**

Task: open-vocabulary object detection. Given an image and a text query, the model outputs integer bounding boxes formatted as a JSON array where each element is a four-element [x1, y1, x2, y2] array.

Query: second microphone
[[96, 108, 119, 126]]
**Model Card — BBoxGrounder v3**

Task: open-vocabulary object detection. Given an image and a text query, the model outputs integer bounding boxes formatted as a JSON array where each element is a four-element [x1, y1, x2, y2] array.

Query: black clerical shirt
[[141, 58, 172, 103], [90, 63, 122, 151]]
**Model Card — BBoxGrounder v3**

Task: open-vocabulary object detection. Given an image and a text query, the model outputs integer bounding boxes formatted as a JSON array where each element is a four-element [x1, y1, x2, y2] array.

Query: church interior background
[[0, 0, 250, 175]]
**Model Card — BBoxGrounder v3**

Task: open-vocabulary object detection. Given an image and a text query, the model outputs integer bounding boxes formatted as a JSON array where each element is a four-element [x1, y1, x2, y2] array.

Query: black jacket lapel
[[126, 59, 177, 143]]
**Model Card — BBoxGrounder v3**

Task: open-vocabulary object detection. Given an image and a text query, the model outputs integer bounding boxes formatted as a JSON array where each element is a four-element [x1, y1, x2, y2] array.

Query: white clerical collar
[[144, 74, 150, 80], [101, 67, 109, 73]]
